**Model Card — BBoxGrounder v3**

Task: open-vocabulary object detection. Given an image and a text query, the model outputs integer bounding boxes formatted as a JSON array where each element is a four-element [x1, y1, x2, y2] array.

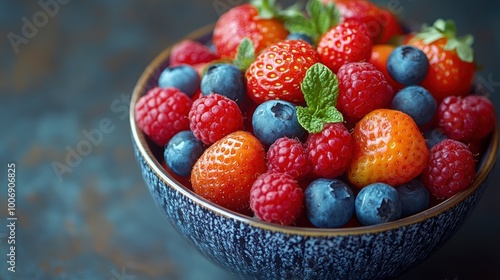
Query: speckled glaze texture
[[133, 139, 490, 280]]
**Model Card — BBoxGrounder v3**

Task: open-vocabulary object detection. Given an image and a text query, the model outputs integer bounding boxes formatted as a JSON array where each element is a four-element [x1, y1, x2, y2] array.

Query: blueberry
[[201, 63, 246, 106], [355, 182, 402, 226], [164, 131, 204, 177], [304, 179, 355, 228], [423, 128, 448, 149], [391, 85, 437, 126], [397, 179, 430, 217], [286, 33, 314, 45], [252, 100, 305, 146], [387, 45, 429, 85], [158, 65, 200, 97]]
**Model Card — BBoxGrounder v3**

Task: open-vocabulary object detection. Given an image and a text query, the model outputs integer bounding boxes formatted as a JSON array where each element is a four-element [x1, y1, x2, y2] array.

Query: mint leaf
[[281, 0, 340, 44], [233, 38, 255, 71], [297, 63, 343, 133], [307, 0, 340, 36]]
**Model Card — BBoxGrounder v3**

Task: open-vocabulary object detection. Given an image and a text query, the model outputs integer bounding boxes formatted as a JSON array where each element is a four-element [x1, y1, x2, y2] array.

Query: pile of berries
[[135, 0, 495, 227]]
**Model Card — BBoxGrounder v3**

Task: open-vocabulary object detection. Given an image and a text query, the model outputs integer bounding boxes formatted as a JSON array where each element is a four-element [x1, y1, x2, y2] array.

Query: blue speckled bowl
[[130, 25, 499, 280]]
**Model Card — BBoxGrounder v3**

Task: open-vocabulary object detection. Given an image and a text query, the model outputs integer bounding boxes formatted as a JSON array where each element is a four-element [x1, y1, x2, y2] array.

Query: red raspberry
[[337, 62, 394, 124], [422, 139, 476, 199], [250, 172, 304, 226], [169, 40, 220, 66], [267, 137, 311, 179], [437, 96, 478, 141], [189, 93, 244, 145], [135, 87, 192, 146], [306, 123, 354, 178], [463, 95, 495, 139]]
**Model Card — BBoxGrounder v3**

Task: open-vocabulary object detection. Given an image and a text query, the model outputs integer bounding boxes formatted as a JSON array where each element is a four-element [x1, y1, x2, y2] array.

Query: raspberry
[[250, 172, 304, 226], [437, 96, 478, 142], [267, 137, 311, 179], [306, 123, 353, 178], [422, 139, 476, 199], [337, 62, 394, 124], [135, 87, 192, 146], [189, 93, 244, 145], [169, 40, 220, 66], [463, 95, 495, 139]]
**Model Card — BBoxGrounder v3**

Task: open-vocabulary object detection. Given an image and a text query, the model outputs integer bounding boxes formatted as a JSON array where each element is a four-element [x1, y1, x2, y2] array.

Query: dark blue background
[[1, 0, 499, 279]]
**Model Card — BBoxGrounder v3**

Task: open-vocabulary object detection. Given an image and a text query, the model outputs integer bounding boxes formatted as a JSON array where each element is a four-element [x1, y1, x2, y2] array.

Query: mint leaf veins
[[296, 63, 343, 133]]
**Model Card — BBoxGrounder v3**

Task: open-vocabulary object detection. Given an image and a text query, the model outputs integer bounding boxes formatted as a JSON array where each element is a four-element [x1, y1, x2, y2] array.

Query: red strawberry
[[306, 122, 353, 179], [250, 171, 304, 226], [408, 19, 476, 101], [377, 9, 404, 44], [246, 39, 320, 104], [191, 131, 267, 214], [369, 44, 404, 91], [348, 109, 429, 188], [317, 19, 373, 73], [337, 61, 394, 124], [135, 87, 192, 146], [169, 40, 220, 66], [422, 139, 476, 199], [213, 3, 288, 59]]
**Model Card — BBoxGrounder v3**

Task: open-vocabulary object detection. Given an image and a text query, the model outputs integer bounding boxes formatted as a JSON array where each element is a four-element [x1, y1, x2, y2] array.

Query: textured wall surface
[[0, 0, 499, 279]]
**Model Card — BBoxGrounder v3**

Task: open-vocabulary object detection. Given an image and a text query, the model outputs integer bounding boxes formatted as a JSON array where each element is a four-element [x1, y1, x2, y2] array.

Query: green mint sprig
[[297, 63, 343, 133], [281, 0, 340, 45]]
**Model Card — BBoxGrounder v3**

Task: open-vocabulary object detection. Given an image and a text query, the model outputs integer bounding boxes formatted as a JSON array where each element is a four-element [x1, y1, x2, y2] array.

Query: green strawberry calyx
[[415, 19, 474, 63], [280, 0, 340, 45], [233, 38, 255, 71], [297, 63, 343, 133]]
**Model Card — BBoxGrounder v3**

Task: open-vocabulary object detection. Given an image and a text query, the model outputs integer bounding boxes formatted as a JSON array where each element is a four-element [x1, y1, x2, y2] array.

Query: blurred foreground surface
[[1, 0, 499, 279]]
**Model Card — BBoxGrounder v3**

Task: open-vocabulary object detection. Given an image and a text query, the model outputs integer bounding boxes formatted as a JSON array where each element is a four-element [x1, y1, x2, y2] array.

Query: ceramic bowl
[[130, 25, 499, 280]]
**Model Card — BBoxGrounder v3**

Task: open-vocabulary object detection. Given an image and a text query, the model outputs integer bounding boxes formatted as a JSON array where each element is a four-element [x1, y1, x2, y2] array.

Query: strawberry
[[377, 9, 404, 44], [323, 0, 383, 41], [347, 109, 429, 188], [246, 39, 320, 104], [191, 131, 267, 214], [408, 19, 476, 101], [212, 1, 288, 59], [317, 19, 373, 73], [369, 44, 404, 91]]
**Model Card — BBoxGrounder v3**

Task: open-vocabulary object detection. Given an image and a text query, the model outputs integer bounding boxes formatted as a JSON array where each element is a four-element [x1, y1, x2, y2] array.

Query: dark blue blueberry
[[423, 128, 448, 150], [355, 182, 402, 226], [286, 33, 314, 45], [397, 179, 430, 217], [252, 100, 305, 146], [158, 65, 200, 97], [201, 63, 246, 106], [164, 131, 204, 177], [387, 45, 429, 85], [304, 178, 355, 228], [391, 85, 437, 126]]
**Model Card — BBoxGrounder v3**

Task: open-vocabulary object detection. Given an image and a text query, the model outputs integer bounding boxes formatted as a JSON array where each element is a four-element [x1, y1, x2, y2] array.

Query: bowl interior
[[130, 25, 499, 236]]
